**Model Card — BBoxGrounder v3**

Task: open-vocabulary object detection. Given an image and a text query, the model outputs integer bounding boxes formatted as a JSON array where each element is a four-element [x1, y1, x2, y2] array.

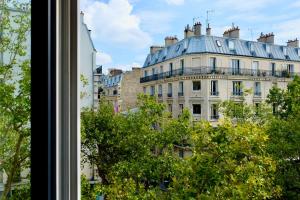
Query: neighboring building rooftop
[[143, 24, 300, 68]]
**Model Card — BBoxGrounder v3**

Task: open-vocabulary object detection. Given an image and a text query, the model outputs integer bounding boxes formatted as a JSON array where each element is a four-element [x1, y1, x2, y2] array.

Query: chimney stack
[[80, 11, 84, 23], [193, 22, 202, 36], [287, 38, 299, 48], [150, 46, 164, 54], [206, 23, 211, 36], [257, 32, 274, 44], [223, 25, 240, 39], [184, 24, 194, 38], [165, 36, 178, 47]]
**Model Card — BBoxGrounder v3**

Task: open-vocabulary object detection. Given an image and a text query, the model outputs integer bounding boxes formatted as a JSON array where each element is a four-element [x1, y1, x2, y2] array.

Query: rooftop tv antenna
[[206, 10, 214, 28]]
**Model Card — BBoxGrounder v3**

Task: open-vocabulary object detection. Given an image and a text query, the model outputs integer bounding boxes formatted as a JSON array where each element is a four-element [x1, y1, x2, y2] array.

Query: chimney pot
[[257, 32, 274, 44], [165, 36, 178, 47], [193, 21, 202, 36], [223, 25, 240, 38], [287, 38, 299, 48]]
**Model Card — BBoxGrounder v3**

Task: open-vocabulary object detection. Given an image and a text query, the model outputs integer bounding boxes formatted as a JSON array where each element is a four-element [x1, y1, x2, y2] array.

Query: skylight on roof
[[216, 40, 222, 47], [228, 40, 235, 50]]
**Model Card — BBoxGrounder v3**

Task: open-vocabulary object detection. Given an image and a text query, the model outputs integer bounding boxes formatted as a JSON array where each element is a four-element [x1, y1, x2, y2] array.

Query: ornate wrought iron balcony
[[140, 67, 299, 83]]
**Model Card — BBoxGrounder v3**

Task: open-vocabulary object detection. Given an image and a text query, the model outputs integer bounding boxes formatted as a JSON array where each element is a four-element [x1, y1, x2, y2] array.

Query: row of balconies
[[140, 66, 299, 83], [151, 91, 261, 98]]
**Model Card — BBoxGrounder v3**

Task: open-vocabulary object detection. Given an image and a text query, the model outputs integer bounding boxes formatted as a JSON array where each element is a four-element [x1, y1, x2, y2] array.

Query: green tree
[[0, 1, 31, 199], [170, 120, 281, 200], [267, 76, 300, 199]]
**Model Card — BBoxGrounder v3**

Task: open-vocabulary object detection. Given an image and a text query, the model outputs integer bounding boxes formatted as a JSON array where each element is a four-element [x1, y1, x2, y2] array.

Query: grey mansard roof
[[143, 35, 300, 68]]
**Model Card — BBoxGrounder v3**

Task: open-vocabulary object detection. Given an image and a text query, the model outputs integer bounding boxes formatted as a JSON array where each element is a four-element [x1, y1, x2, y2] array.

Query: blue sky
[[80, 0, 300, 74]]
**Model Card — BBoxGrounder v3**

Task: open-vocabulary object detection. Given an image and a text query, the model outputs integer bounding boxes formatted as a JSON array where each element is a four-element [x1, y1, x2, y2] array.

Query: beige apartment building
[[140, 22, 300, 123], [102, 67, 142, 112]]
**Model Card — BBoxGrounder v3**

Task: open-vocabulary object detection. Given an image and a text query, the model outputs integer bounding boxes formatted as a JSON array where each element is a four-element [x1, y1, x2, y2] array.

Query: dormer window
[[283, 47, 287, 56], [176, 44, 181, 52], [183, 40, 188, 49], [228, 40, 235, 50], [265, 44, 270, 53]]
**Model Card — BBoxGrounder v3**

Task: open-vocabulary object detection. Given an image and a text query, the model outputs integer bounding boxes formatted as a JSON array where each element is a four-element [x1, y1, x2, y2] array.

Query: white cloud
[[81, 0, 152, 49], [290, 0, 300, 8], [165, 0, 185, 5], [137, 11, 174, 35], [216, 0, 272, 12], [102, 62, 142, 74], [96, 51, 112, 65], [273, 19, 300, 44]]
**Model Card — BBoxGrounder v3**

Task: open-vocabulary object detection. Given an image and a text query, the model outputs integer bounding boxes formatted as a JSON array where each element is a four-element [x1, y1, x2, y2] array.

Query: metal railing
[[254, 92, 262, 96], [178, 92, 184, 96], [231, 91, 243, 96], [140, 66, 300, 83], [210, 91, 219, 96], [167, 93, 172, 97], [211, 115, 220, 120]]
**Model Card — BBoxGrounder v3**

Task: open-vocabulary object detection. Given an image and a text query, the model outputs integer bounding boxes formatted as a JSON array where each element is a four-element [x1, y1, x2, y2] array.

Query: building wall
[[80, 12, 96, 109], [102, 68, 142, 112], [120, 68, 143, 111], [141, 54, 297, 122]]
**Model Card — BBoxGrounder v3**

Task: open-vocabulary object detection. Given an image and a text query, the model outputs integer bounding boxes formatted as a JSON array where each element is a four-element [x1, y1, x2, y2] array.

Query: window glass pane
[[193, 104, 201, 114], [193, 81, 201, 90]]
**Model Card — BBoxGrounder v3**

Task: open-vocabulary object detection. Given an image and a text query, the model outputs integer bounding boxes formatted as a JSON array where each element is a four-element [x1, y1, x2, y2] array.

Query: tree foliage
[[81, 94, 281, 199], [0, 1, 31, 199], [266, 76, 300, 199]]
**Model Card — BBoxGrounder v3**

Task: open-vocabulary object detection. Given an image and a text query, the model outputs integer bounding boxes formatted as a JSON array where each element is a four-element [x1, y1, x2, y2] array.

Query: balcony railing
[[254, 92, 262, 96], [232, 91, 243, 96], [140, 67, 300, 83], [210, 91, 219, 96], [158, 93, 162, 97], [167, 93, 172, 97], [178, 92, 184, 97], [211, 115, 220, 120]]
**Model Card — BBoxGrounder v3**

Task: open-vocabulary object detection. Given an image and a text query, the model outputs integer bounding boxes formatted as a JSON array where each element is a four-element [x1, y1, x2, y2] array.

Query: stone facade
[[140, 23, 300, 124], [102, 67, 142, 112]]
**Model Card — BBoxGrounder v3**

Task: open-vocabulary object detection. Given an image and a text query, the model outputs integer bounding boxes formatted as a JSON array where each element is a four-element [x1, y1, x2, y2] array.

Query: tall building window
[[160, 65, 163, 73], [233, 81, 242, 96], [231, 59, 240, 75], [144, 70, 148, 77], [211, 80, 218, 96], [254, 82, 261, 96], [158, 84, 162, 97], [252, 61, 259, 75], [143, 87, 146, 94], [210, 57, 216, 71], [271, 63, 276, 76], [193, 81, 201, 91], [180, 59, 184, 73], [152, 68, 156, 75], [168, 104, 172, 113], [168, 83, 172, 97], [179, 104, 184, 114], [211, 104, 219, 119], [178, 81, 184, 96], [287, 64, 294, 74], [169, 63, 173, 76], [193, 104, 201, 115], [150, 86, 155, 96]]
